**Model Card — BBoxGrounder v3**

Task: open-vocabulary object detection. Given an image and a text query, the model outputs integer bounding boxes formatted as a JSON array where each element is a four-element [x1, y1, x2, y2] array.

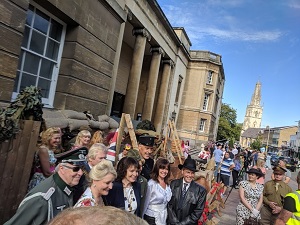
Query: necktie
[[275, 183, 279, 192], [182, 183, 188, 198]]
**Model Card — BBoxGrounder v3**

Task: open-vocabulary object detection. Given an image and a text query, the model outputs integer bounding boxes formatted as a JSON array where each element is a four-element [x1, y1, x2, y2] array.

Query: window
[[175, 75, 183, 104], [13, 4, 66, 106], [214, 95, 219, 113], [202, 93, 210, 111], [207, 71, 213, 84], [199, 119, 206, 132]]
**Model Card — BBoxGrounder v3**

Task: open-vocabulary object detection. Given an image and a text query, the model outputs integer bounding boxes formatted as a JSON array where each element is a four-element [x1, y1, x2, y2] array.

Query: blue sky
[[156, 0, 300, 128]]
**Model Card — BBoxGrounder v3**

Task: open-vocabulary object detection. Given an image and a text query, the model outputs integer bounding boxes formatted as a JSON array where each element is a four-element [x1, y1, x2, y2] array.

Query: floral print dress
[[236, 180, 264, 225], [74, 187, 104, 207], [28, 148, 57, 191]]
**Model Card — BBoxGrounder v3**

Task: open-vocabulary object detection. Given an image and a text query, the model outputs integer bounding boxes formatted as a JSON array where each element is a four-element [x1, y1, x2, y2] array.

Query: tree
[[217, 103, 242, 143], [250, 138, 262, 150]]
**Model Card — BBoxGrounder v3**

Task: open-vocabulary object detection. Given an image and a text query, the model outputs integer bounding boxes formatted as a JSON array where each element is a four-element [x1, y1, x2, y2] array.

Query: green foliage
[[217, 103, 242, 143], [250, 138, 262, 150], [0, 86, 43, 142], [136, 119, 156, 131]]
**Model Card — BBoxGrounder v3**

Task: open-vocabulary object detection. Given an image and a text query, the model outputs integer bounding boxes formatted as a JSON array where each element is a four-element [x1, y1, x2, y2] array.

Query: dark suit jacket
[[103, 181, 142, 217], [167, 178, 207, 225]]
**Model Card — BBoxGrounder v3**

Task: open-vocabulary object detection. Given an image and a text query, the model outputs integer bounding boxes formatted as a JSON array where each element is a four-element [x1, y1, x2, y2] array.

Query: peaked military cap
[[138, 135, 155, 147], [272, 166, 287, 175], [56, 147, 88, 166]]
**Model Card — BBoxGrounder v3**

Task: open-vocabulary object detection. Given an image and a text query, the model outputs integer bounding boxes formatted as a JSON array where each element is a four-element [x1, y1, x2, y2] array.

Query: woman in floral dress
[[28, 127, 60, 191], [236, 168, 264, 225], [74, 159, 117, 207]]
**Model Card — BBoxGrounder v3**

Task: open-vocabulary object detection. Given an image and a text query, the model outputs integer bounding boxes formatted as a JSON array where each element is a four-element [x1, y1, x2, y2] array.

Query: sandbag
[[43, 109, 65, 119], [89, 120, 101, 129], [44, 118, 69, 129], [108, 117, 119, 129], [98, 115, 110, 122], [62, 110, 86, 120], [99, 121, 109, 130], [68, 119, 89, 131]]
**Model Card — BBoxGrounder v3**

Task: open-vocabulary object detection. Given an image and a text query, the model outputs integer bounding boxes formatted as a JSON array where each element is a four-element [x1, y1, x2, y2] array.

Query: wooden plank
[[124, 114, 138, 149], [115, 113, 126, 166], [17, 121, 40, 206], [169, 121, 182, 164]]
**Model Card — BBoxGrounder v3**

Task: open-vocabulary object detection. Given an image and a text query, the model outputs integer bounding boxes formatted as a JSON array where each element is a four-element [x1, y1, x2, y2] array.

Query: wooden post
[[115, 113, 126, 166], [124, 114, 138, 149]]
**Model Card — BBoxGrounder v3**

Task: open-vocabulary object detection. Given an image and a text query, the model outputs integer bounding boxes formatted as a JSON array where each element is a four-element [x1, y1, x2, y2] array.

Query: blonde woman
[[28, 127, 60, 191], [90, 130, 104, 146], [71, 130, 91, 150], [74, 160, 117, 207]]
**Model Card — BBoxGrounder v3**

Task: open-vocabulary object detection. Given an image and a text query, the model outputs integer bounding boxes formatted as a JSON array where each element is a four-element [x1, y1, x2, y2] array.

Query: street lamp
[[266, 126, 270, 152]]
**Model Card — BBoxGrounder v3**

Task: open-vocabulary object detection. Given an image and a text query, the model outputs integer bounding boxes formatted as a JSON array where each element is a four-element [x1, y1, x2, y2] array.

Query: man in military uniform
[[275, 171, 300, 225], [4, 147, 88, 225], [138, 135, 155, 180], [261, 166, 293, 225]]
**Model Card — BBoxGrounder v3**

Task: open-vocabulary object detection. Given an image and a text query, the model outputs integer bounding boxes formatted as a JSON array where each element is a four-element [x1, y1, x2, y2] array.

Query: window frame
[[202, 93, 210, 111], [12, 3, 66, 108], [207, 70, 213, 84], [199, 119, 206, 132]]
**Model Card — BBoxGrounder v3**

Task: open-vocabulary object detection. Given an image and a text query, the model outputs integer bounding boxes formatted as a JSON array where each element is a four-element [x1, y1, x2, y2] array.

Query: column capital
[[150, 47, 165, 57], [162, 59, 175, 68], [132, 28, 151, 41]]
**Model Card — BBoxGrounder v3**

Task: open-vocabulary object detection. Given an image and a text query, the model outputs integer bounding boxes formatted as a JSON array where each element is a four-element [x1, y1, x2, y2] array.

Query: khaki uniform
[[260, 180, 292, 225]]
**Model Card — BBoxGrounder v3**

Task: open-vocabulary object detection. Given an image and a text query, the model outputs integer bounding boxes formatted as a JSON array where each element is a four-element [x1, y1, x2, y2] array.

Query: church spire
[[250, 81, 261, 106]]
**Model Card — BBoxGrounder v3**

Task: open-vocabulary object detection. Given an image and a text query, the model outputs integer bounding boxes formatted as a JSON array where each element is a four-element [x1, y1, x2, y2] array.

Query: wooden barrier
[[0, 120, 41, 224]]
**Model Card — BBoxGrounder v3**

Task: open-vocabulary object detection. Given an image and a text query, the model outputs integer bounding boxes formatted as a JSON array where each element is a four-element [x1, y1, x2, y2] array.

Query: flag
[[107, 129, 118, 163]]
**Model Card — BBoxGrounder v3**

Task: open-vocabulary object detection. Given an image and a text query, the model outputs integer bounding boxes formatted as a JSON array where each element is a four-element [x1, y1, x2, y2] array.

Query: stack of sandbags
[[43, 109, 69, 129], [98, 115, 119, 130], [61, 110, 89, 131]]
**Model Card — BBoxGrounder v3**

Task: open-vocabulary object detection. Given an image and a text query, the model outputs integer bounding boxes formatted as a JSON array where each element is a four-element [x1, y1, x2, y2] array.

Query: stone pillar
[[154, 59, 174, 132], [142, 47, 165, 120], [123, 28, 151, 118]]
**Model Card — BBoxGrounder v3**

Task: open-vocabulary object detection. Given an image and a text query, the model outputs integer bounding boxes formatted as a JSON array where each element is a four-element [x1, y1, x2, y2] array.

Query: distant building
[[242, 81, 263, 132], [240, 128, 262, 148], [260, 126, 297, 151]]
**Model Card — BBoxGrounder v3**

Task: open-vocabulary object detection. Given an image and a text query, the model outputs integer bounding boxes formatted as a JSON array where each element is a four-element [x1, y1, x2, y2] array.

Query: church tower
[[241, 81, 263, 134]]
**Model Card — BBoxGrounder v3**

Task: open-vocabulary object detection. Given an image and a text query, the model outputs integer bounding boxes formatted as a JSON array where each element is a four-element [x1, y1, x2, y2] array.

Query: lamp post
[[266, 126, 270, 152]]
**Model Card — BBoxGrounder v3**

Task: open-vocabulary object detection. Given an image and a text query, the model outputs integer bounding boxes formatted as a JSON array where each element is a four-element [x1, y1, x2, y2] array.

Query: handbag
[[243, 217, 259, 225]]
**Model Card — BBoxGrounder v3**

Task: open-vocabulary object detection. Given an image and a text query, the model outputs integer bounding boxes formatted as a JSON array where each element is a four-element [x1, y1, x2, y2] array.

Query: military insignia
[[56, 205, 66, 211], [78, 153, 85, 159], [64, 186, 72, 196]]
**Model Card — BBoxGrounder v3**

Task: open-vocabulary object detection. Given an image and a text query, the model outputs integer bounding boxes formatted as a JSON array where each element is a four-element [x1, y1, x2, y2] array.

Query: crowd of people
[[4, 127, 300, 225]]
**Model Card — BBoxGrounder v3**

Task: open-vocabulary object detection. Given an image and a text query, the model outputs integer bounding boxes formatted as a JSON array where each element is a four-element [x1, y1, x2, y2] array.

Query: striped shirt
[[220, 158, 234, 177]]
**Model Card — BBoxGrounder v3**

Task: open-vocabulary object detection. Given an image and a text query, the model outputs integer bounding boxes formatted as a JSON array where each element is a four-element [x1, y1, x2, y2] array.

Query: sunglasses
[[63, 164, 82, 172]]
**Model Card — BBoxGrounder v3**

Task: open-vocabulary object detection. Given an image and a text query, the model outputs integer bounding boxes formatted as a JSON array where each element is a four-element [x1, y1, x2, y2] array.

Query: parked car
[[271, 155, 279, 166], [284, 157, 297, 172]]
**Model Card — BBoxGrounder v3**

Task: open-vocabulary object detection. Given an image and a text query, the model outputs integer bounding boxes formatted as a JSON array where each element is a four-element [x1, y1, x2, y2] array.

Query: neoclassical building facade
[[0, 0, 225, 142]]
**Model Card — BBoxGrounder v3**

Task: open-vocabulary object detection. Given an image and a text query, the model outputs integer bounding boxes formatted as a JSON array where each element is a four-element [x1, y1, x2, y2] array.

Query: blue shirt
[[220, 158, 234, 176], [213, 149, 223, 163]]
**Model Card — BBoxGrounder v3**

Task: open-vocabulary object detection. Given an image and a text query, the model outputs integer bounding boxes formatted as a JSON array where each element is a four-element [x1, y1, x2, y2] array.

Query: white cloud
[[285, 0, 300, 9]]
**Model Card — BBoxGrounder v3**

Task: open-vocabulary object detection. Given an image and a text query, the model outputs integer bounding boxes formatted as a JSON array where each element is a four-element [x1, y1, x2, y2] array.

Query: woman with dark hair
[[236, 168, 264, 225], [143, 158, 172, 225], [103, 157, 142, 217]]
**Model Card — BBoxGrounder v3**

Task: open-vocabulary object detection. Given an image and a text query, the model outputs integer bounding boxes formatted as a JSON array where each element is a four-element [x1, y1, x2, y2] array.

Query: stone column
[[154, 59, 174, 132], [123, 28, 151, 118], [142, 47, 165, 120]]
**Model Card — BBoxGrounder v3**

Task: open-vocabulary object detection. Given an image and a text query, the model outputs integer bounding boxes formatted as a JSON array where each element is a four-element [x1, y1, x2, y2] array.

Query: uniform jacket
[[141, 158, 154, 180], [263, 180, 292, 209], [167, 178, 207, 225], [4, 173, 74, 225], [103, 181, 142, 217]]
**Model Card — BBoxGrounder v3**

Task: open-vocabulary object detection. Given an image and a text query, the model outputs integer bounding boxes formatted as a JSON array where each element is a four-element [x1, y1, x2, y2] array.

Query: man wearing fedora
[[4, 147, 88, 225], [167, 155, 207, 225], [260, 166, 292, 225]]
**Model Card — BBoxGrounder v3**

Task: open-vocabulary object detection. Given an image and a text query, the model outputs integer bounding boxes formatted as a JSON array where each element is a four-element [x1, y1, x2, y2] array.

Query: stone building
[[0, 0, 224, 140], [240, 81, 263, 141]]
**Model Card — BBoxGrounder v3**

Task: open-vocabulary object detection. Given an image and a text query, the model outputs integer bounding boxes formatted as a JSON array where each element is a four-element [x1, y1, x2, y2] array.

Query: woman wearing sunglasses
[[103, 157, 142, 217], [74, 160, 117, 207]]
